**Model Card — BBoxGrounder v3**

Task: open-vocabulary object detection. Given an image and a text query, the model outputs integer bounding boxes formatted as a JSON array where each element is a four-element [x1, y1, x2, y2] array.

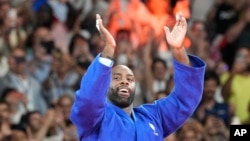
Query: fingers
[[164, 26, 170, 37], [176, 12, 187, 27], [96, 14, 103, 31]]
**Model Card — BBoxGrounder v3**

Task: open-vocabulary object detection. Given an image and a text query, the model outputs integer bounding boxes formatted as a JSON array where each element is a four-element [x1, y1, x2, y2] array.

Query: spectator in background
[[151, 58, 170, 94], [68, 32, 93, 75], [20, 110, 64, 141], [243, 101, 250, 124], [187, 20, 216, 70], [69, 0, 109, 22], [142, 30, 171, 102], [34, 1, 53, 29], [194, 70, 230, 126], [115, 29, 141, 68], [2, 0, 250, 139], [229, 102, 241, 125], [206, 0, 242, 36], [0, 2, 28, 52], [0, 47, 9, 77], [204, 114, 229, 141], [221, 0, 250, 67], [57, 94, 78, 141], [57, 94, 74, 124], [43, 49, 80, 105], [9, 124, 28, 141], [221, 46, 250, 123], [27, 26, 54, 83], [0, 1, 11, 54], [178, 119, 208, 141], [105, 0, 153, 48], [0, 100, 12, 140], [0, 48, 47, 114], [1, 88, 27, 124], [89, 30, 105, 56], [144, 57, 170, 102]]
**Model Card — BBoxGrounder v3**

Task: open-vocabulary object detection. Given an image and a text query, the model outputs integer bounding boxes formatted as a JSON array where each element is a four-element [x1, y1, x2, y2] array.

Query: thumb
[[164, 26, 170, 38]]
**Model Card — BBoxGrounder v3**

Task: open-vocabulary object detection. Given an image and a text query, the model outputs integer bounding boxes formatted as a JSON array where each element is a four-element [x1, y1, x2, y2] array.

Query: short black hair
[[11, 124, 27, 135], [151, 58, 167, 72], [0, 99, 8, 105], [1, 87, 17, 100], [68, 33, 88, 55], [20, 111, 41, 127], [204, 70, 220, 86]]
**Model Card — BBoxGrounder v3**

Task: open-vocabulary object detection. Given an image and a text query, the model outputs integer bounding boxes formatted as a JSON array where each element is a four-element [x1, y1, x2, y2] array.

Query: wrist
[[172, 47, 191, 66], [101, 46, 115, 59]]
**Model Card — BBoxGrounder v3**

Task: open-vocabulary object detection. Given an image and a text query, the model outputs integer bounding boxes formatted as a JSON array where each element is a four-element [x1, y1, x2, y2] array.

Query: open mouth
[[118, 87, 129, 97]]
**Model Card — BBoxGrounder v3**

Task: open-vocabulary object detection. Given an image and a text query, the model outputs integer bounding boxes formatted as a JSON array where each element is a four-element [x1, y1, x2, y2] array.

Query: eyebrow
[[113, 73, 134, 77]]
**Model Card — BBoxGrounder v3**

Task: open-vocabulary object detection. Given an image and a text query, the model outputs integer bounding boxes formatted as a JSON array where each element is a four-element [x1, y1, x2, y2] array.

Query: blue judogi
[[70, 54, 206, 141]]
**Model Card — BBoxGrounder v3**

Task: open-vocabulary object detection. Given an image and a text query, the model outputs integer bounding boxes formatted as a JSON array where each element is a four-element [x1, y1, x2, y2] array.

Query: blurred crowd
[[0, 0, 250, 141]]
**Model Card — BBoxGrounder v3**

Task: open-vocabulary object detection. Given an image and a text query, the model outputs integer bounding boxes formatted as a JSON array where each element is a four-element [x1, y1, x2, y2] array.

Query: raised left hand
[[164, 12, 187, 49]]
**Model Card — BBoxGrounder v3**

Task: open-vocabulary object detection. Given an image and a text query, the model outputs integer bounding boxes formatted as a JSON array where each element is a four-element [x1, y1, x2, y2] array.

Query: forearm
[[221, 74, 234, 101], [101, 45, 115, 58], [226, 20, 246, 43], [206, 4, 219, 22], [35, 122, 51, 141], [172, 47, 190, 66]]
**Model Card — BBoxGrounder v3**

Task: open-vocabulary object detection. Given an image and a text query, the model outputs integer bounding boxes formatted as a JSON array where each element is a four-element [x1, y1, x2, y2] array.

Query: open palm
[[96, 14, 116, 48], [164, 13, 187, 49]]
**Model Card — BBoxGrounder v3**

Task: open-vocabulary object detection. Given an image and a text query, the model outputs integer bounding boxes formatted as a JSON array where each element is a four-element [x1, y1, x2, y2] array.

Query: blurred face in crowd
[[191, 21, 207, 40], [90, 33, 105, 54], [116, 30, 131, 54], [180, 130, 199, 141], [52, 53, 73, 75], [0, 1, 10, 22], [28, 112, 42, 132], [108, 65, 136, 108], [0, 102, 10, 121], [58, 95, 73, 120], [204, 115, 225, 136], [215, 61, 228, 76], [179, 120, 205, 141], [8, 48, 27, 75], [4, 90, 24, 106], [34, 27, 54, 60], [72, 36, 90, 59], [152, 60, 167, 81], [234, 47, 250, 72], [203, 78, 218, 100]]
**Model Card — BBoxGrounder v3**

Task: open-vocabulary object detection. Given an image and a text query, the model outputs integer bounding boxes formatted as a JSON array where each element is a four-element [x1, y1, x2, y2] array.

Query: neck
[[201, 98, 215, 109], [122, 105, 133, 116], [12, 71, 26, 79], [202, 97, 214, 104]]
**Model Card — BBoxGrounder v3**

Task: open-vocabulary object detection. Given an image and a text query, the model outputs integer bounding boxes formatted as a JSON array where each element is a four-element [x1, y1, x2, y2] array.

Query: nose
[[120, 78, 129, 85]]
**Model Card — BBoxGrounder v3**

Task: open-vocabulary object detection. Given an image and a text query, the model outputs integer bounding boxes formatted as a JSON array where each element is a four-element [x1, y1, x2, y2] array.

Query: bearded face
[[108, 65, 136, 108]]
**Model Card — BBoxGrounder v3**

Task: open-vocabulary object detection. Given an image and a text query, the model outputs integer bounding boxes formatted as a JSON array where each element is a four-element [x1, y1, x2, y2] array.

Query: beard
[[108, 88, 135, 108]]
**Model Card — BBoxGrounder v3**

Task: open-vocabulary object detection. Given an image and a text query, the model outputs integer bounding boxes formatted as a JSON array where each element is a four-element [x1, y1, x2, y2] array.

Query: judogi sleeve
[[70, 53, 113, 138]]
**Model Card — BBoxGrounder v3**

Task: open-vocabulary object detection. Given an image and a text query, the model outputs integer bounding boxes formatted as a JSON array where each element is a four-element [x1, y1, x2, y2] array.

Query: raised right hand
[[96, 14, 116, 58]]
